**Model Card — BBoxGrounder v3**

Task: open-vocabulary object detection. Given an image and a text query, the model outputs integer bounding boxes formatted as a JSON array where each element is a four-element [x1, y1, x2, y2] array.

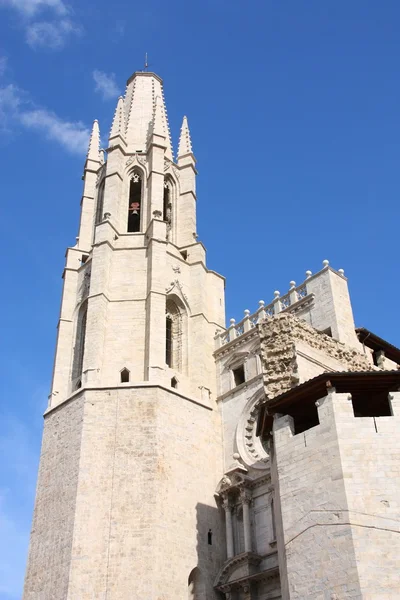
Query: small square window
[[232, 365, 245, 387]]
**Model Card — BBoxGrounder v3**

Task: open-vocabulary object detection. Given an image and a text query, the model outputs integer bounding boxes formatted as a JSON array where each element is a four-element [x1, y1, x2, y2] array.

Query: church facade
[[23, 70, 400, 600]]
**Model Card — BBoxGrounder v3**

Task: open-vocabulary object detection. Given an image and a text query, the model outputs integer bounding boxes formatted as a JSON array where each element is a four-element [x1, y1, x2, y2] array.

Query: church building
[[23, 69, 400, 600]]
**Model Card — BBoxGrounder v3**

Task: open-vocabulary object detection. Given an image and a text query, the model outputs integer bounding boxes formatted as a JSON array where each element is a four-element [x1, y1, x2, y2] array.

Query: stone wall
[[23, 396, 84, 599], [273, 390, 400, 600], [25, 385, 225, 600]]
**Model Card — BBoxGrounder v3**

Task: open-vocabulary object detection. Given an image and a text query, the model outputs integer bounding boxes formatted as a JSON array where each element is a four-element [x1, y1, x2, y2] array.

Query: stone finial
[[322, 259, 330, 268], [274, 291, 280, 298], [305, 270, 312, 278], [109, 96, 126, 140], [258, 300, 265, 307], [229, 318, 236, 326], [338, 268, 345, 276], [289, 281, 296, 289], [87, 119, 101, 163], [243, 309, 251, 332], [177, 115, 193, 158]]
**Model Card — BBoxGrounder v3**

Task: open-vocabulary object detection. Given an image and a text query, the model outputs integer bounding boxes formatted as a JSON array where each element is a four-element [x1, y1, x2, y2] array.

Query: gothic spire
[[178, 116, 193, 158], [124, 72, 173, 159], [109, 96, 126, 141], [86, 119, 101, 163]]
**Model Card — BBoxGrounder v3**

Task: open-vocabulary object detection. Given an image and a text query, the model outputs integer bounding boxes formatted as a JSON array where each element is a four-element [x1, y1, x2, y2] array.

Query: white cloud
[[93, 70, 120, 100], [0, 0, 68, 17], [0, 56, 8, 77], [26, 17, 81, 48], [20, 109, 90, 153], [0, 83, 25, 129], [0, 0, 82, 50], [0, 83, 90, 154]]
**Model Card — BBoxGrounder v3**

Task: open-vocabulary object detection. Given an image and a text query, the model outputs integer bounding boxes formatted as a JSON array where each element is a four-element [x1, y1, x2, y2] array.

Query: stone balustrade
[[215, 261, 344, 349]]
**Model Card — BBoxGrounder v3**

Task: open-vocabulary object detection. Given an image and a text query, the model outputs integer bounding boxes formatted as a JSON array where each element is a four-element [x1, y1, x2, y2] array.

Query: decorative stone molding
[[216, 470, 252, 496], [126, 153, 148, 176], [165, 280, 190, 310], [214, 552, 263, 588], [240, 488, 252, 505], [164, 158, 180, 180], [96, 163, 106, 187], [259, 313, 372, 399], [236, 390, 269, 469]]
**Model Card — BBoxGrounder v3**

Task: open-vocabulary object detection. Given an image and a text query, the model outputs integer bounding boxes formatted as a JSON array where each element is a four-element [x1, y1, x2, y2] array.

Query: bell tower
[[24, 71, 226, 599]]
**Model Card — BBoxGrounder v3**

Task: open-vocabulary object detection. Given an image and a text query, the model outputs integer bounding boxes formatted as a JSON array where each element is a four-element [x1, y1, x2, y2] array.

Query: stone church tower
[[24, 67, 400, 600], [24, 71, 227, 599]]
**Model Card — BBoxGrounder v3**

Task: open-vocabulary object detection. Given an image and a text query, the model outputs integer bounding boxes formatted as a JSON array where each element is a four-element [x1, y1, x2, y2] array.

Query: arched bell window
[[127, 172, 142, 232]]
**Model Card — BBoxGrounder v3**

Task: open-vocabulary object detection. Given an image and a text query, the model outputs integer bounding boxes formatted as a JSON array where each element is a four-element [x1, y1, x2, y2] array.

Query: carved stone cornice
[[214, 552, 263, 589]]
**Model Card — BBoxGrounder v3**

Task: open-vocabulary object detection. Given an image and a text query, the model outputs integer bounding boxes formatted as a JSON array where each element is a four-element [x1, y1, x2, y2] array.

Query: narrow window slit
[[166, 315, 173, 367], [120, 368, 130, 383]]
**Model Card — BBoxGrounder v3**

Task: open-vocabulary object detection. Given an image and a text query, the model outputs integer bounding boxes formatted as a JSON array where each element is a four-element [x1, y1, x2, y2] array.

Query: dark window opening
[[75, 379, 82, 390], [351, 391, 392, 418], [95, 181, 105, 225], [207, 529, 212, 545], [321, 327, 332, 337], [180, 250, 188, 261], [166, 315, 173, 367], [372, 349, 385, 368], [76, 306, 87, 380], [233, 365, 245, 387], [163, 182, 170, 221], [171, 377, 178, 389], [271, 499, 276, 541], [120, 368, 130, 383], [291, 405, 320, 434], [81, 254, 89, 264], [128, 175, 141, 232]]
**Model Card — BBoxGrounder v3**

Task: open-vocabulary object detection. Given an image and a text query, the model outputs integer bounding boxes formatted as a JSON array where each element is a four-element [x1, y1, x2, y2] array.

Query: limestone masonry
[[23, 69, 400, 600]]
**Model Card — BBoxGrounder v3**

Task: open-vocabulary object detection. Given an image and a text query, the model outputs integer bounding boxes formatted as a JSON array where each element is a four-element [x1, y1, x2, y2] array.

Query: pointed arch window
[[127, 172, 142, 232], [72, 302, 88, 386], [166, 314, 173, 367], [163, 178, 173, 240], [165, 296, 187, 373], [95, 180, 105, 225], [120, 368, 130, 383]]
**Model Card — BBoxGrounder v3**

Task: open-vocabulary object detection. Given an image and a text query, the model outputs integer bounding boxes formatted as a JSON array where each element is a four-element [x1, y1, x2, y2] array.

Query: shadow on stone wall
[[195, 502, 226, 599]]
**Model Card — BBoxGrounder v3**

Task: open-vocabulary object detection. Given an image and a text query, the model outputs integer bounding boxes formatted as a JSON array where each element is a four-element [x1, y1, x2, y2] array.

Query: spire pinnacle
[[87, 119, 101, 163], [152, 95, 165, 138], [178, 116, 193, 158], [109, 96, 126, 141]]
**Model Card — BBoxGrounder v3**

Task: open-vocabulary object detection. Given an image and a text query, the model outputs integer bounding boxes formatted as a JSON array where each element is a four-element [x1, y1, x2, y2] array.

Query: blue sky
[[1, 1, 399, 597]]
